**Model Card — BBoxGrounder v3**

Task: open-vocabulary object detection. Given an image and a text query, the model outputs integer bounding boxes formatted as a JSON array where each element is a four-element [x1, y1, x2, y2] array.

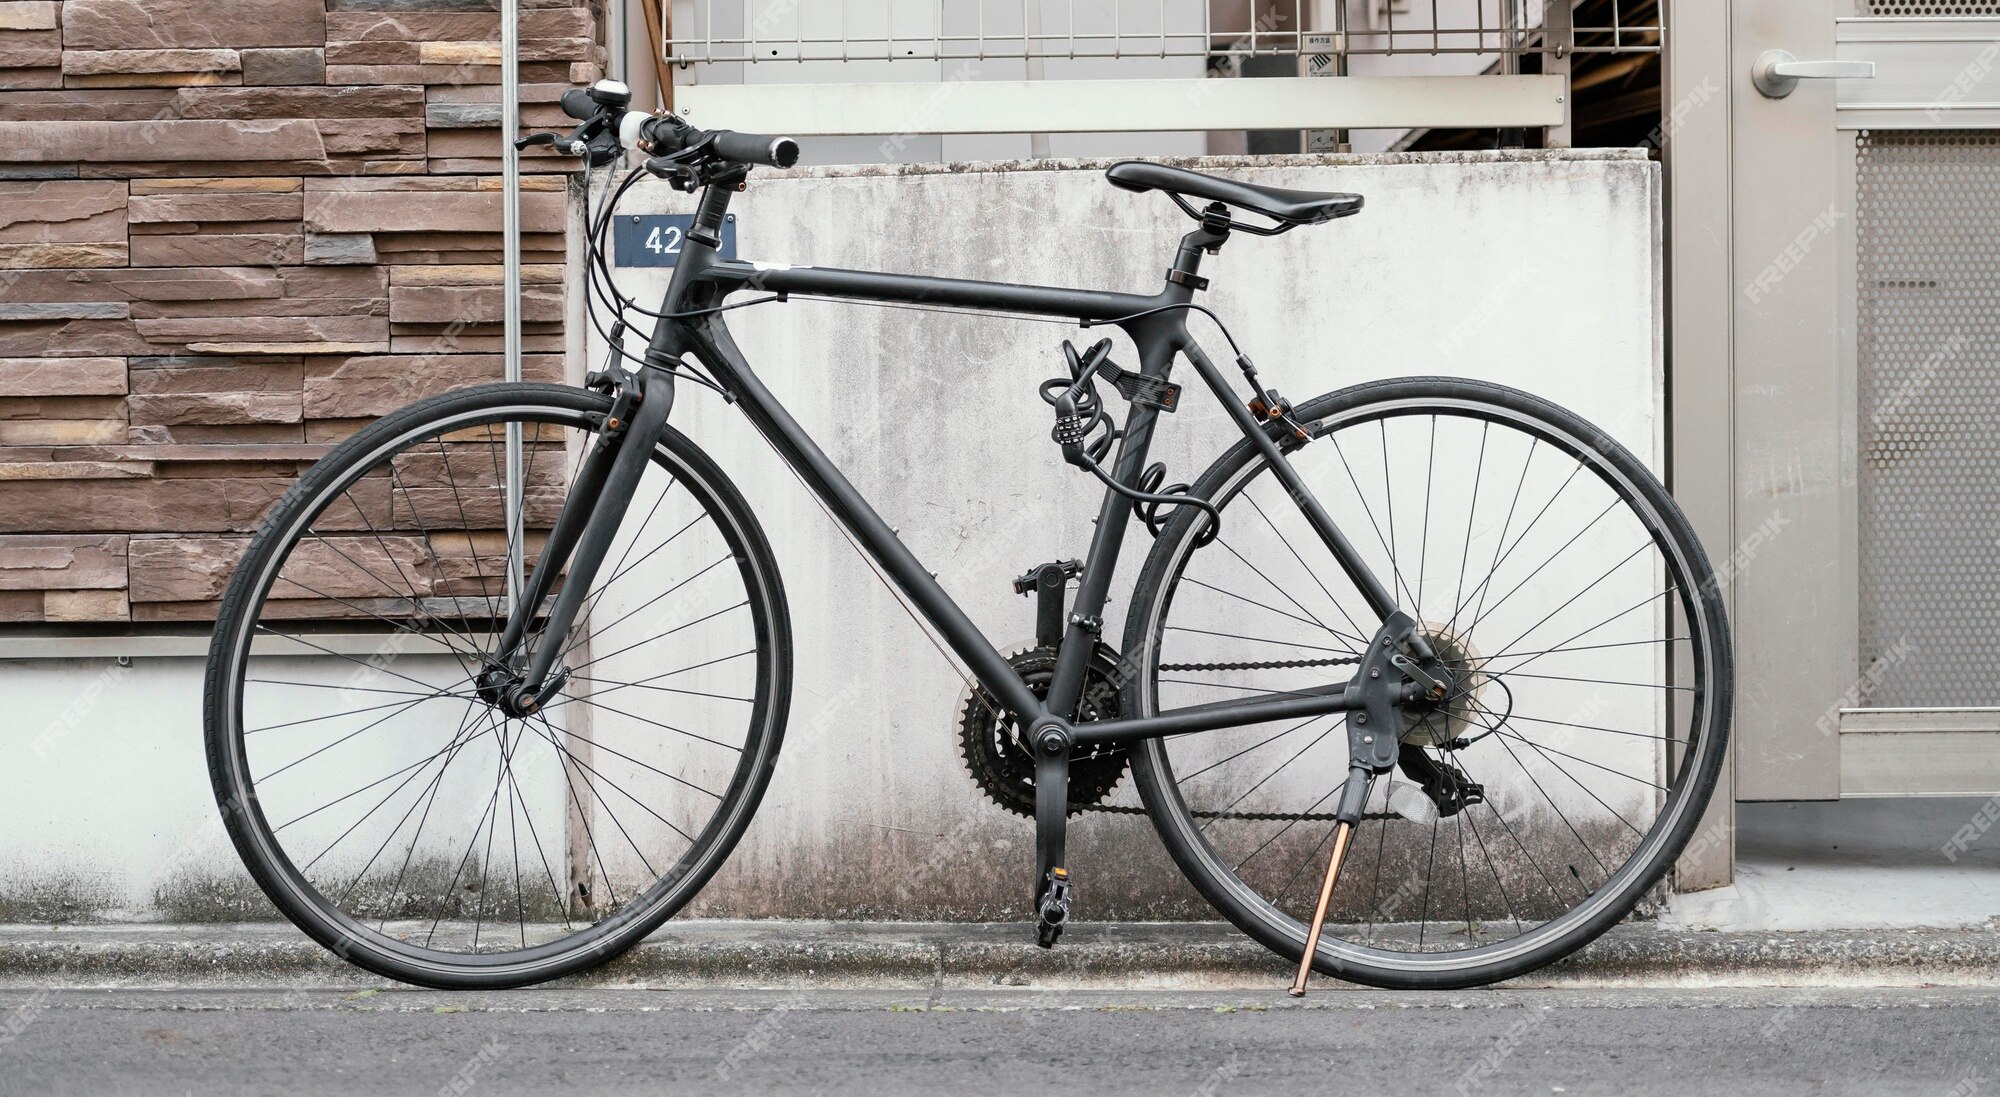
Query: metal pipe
[[501, 0, 525, 608]]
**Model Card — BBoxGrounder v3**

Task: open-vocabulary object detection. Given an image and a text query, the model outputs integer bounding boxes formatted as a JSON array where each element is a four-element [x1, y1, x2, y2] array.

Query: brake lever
[[513, 130, 590, 157]]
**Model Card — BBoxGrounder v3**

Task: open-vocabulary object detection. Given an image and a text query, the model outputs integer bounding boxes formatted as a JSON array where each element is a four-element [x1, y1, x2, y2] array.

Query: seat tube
[[1043, 311, 1187, 716]]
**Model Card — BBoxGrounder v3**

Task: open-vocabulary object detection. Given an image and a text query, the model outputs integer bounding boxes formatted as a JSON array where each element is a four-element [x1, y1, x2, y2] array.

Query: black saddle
[[1106, 161, 1363, 227]]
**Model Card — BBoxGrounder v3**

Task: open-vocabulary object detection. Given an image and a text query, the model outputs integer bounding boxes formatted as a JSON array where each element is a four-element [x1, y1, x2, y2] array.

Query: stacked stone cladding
[[0, 0, 600, 624]]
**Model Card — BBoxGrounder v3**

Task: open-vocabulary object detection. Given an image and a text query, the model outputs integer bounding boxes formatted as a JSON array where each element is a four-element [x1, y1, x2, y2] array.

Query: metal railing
[[665, 0, 1661, 64]]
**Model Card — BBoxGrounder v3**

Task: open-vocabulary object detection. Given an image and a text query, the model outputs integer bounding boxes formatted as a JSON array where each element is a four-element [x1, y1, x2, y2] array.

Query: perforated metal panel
[[1855, 130, 2000, 707], [1859, 1, 2000, 14]]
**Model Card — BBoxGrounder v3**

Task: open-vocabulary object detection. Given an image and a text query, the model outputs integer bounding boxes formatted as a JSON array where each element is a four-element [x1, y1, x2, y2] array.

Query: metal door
[[1727, 0, 2000, 799]]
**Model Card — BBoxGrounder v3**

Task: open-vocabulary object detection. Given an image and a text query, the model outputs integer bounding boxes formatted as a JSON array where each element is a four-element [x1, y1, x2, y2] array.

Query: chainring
[[957, 644, 1131, 817]]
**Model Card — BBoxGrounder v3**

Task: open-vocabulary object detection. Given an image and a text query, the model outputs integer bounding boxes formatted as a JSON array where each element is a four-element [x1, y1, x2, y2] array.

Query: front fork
[[480, 366, 677, 714]]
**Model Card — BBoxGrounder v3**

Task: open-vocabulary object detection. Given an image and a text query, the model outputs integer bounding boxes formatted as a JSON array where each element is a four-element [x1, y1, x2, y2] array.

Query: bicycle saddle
[[1105, 161, 1363, 226]]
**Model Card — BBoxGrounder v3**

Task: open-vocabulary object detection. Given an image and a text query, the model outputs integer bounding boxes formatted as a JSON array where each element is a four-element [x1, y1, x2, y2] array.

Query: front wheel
[[1125, 377, 1731, 989], [205, 383, 791, 989]]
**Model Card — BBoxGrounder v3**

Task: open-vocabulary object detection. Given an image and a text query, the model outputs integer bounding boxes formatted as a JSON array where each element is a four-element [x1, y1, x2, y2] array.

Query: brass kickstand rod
[[1289, 766, 1374, 998]]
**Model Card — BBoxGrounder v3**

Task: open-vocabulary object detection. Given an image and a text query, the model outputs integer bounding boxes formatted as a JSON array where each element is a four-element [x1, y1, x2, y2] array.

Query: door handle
[[1753, 49, 1876, 98]]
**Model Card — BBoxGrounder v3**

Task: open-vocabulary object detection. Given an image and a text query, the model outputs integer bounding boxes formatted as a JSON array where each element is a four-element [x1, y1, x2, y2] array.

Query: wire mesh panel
[[1855, 130, 2000, 707], [1858, 1, 2000, 15], [665, 0, 1661, 63]]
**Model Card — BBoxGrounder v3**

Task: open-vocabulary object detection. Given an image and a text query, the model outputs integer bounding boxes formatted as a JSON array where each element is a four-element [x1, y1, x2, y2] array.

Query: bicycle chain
[[1112, 653, 1377, 821], [1078, 801, 1397, 822], [1156, 655, 1363, 673]]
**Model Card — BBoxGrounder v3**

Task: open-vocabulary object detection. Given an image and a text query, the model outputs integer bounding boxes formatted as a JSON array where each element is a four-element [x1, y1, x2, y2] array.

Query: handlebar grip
[[707, 130, 801, 169], [560, 88, 597, 121]]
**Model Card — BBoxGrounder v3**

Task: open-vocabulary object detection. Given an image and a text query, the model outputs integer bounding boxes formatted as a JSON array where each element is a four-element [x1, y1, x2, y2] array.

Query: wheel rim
[[1135, 391, 1724, 974], [215, 399, 783, 978]]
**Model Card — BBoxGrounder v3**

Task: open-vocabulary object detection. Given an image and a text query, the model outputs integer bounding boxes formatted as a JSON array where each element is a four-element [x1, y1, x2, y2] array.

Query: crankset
[[956, 644, 1131, 817]]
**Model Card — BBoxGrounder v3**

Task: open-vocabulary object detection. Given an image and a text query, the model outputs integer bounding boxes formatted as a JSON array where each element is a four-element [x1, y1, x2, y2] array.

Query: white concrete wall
[[0, 149, 1661, 922]]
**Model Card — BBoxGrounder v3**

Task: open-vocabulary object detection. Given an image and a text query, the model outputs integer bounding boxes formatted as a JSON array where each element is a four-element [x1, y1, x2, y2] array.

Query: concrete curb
[[2, 921, 1998, 990]]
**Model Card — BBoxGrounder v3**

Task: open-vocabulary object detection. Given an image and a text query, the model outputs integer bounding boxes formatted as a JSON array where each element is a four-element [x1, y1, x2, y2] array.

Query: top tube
[[699, 259, 1175, 324]]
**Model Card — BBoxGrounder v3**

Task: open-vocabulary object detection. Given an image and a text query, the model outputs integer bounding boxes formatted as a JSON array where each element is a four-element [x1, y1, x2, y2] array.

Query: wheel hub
[[1398, 621, 1488, 746]]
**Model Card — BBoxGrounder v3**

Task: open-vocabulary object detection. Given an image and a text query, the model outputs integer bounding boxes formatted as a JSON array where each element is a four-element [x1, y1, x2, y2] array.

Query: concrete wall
[[0, 148, 1662, 923]]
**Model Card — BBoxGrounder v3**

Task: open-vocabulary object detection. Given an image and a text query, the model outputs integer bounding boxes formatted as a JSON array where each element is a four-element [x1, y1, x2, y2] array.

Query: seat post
[[1168, 201, 1234, 289]]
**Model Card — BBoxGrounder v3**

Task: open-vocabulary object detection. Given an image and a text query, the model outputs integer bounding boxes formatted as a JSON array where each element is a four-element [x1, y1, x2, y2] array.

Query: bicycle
[[204, 79, 1732, 993]]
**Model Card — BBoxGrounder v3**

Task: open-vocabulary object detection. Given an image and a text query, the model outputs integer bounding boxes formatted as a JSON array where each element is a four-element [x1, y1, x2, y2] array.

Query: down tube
[[682, 315, 1046, 720]]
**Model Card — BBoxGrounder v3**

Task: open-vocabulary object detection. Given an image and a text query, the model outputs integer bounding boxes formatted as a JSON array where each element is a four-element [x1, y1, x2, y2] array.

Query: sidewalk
[[4, 919, 1998, 990]]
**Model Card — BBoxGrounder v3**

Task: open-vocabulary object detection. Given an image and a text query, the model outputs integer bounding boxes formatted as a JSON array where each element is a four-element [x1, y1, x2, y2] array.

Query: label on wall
[[614, 214, 737, 267]]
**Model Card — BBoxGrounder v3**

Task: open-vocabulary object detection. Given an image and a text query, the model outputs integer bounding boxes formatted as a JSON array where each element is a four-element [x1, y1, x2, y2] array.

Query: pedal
[[1035, 867, 1073, 949]]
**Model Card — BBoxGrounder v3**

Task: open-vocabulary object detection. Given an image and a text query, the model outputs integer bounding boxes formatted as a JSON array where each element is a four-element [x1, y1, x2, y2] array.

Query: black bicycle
[[204, 80, 1732, 992]]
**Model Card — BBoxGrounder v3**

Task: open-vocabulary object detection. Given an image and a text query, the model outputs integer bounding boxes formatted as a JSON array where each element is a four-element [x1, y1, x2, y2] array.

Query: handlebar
[[635, 114, 801, 170], [534, 79, 800, 172]]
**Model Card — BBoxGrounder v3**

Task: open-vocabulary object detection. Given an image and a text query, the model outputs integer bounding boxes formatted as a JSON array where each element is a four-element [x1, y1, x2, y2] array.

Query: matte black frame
[[629, 179, 1409, 749]]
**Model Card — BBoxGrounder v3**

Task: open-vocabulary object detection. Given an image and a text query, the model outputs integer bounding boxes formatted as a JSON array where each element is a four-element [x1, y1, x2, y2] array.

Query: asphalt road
[[0, 986, 1994, 1096]]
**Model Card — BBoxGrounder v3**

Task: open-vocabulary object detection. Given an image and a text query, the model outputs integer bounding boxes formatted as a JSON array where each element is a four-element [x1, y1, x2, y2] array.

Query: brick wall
[[0, 0, 598, 625]]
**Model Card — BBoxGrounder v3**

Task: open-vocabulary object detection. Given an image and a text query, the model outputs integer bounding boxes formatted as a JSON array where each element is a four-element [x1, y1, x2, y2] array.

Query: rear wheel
[[205, 383, 790, 989], [1126, 377, 1731, 989]]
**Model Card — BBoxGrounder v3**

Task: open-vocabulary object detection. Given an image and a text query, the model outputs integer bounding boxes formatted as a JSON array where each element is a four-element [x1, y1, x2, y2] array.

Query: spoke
[[530, 714, 665, 876], [525, 715, 697, 845], [1417, 414, 1436, 615], [247, 676, 470, 703], [1163, 624, 1354, 655], [1242, 491, 1370, 649], [323, 490, 486, 670], [546, 723, 724, 801], [501, 744, 573, 934], [1178, 715, 1330, 783], [1379, 420, 1402, 610], [1478, 709, 1674, 743], [1210, 537, 1342, 640], [1451, 752, 1533, 930], [1486, 721, 1612, 882], [1229, 783, 1341, 875], [370, 702, 495, 920], [1417, 784, 1441, 950], [1181, 576, 1370, 651], [257, 685, 462, 783], [1449, 422, 1492, 630], [1201, 720, 1344, 835], [274, 724, 481, 833], [311, 701, 487, 882], [1468, 634, 1685, 668], [424, 757, 508, 947], [559, 550, 728, 658], [555, 693, 745, 753], [1325, 430, 1421, 611], [564, 598, 746, 677], [1466, 523, 1639, 649], [253, 625, 481, 701], [537, 482, 688, 660], [1486, 669, 1689, 691], [270, 564, 482, 668], [545, 715, 622, 914], [1452, 457, 1588, 637], [1470, 711, 1669, 797], [1460, 498, 1623, 638], [541, 649, 756, 712], [1482, 585, 1682, 679]]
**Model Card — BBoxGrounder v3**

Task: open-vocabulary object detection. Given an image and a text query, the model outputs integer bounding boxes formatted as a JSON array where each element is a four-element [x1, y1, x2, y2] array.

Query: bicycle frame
[[477, 167, 1449, 948]]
